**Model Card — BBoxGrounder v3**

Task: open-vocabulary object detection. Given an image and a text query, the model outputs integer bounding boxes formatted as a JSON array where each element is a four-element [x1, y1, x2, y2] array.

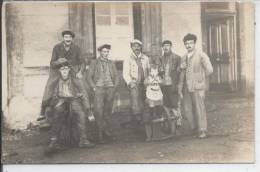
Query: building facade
[[2, 2, 255, 129]]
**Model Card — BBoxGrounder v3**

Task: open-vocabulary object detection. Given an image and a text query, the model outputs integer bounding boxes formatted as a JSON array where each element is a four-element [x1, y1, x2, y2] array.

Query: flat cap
[[62, 30, 75, 38], [98, 44, 111, 51], [162, 40, 172, 46], [56, 58, 70, 69], [130, 39, 142, 46]]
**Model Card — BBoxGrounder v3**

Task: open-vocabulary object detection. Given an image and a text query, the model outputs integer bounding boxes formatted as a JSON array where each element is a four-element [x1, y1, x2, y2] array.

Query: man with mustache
[[40, 30, 85, 120], [123, 39, 150, 128], [178, 33, 213, 138]]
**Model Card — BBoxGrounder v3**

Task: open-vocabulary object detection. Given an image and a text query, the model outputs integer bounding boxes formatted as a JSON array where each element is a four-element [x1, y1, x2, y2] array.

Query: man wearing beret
[[123, 39, 150, 127], [40, 30, 86, 120], [87, 44, 119, 143], [45, 59, 94, 154], [178, 33, 213, 138], [159, 40, 182, 135]]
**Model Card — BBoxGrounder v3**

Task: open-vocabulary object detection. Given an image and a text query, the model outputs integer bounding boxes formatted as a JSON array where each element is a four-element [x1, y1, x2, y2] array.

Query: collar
[[163, 51, 173, 57], [187, 49, 196, 59], [59, 77, 71, 83], [63, 42, 72, 51], [99, 56, 109, 62], [132, 52, 143, 60]]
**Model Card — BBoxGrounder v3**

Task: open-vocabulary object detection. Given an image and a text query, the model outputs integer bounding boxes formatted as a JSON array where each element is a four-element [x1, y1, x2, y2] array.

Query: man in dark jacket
[[45, 59, 94, 154], [40, 30, 85, 119], [159, 40, 182, 134], [87, 44, 119, 143]]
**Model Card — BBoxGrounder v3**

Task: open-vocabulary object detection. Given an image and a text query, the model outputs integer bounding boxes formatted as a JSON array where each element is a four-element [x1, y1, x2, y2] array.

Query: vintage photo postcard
[[1, 0, 255, 164]]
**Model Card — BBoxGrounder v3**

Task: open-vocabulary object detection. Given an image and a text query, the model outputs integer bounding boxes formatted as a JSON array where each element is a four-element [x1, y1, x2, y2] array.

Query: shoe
[[78, 140, 95, 148], [145, 137, 152, 142], [44, 139, 63, 155], [198, 131, 207, 139]]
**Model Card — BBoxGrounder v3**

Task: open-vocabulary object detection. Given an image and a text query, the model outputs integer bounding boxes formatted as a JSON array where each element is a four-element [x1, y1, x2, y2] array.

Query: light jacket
[[123, 52, 150, 85], [178, 50, 213, 92]]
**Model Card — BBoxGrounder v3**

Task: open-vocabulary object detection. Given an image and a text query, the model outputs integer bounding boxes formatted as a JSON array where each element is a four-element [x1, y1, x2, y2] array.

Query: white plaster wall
[[161, 2, 202, 57], [20, 2, 69, 67], [4, 2, 69, 129], [2, 3, 8, 120], [239, 2, 255, 95]]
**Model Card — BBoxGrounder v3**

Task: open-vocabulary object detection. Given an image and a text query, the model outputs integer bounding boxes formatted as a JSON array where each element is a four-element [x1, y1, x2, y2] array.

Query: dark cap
[[183, 33, 197, 43], [162, 40, 172, 46], [62, 30, 75, 38], [56, 58, 70, 69], [98, 44, 111, 51]]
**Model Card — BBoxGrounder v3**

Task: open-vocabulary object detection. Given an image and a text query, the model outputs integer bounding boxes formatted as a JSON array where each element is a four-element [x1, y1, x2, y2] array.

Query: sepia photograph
[[1, 0, 255, 164]]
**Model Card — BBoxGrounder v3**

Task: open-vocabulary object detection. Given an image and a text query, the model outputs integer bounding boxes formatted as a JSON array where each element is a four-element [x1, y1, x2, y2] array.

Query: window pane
[[116, 16, 129, 25], [96, 16, 111, 25]]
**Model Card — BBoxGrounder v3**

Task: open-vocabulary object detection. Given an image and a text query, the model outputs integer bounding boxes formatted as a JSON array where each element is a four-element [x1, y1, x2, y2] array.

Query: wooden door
[[207, 16, 237, 91]]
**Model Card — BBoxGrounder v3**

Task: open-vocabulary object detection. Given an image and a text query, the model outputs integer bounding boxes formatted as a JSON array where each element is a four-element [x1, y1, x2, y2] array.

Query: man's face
[[162, 44, 172, 53], [100, 48, 110, 58], [59, 66, 70, 80], [151, 67, 158, 77], [131, 43, 142, 55], [184, 40, 196, 52], [63, 34, 73, 46]]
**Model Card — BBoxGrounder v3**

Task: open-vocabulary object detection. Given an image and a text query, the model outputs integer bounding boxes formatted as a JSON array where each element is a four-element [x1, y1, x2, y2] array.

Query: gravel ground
[[2, 93, 254, 164]]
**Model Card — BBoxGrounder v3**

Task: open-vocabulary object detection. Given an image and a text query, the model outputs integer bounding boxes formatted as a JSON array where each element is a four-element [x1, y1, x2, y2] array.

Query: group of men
[[40, 30, 213, 154]]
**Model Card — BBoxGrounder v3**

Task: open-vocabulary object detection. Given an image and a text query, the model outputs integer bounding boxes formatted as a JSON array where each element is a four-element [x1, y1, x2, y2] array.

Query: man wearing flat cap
[[158, 40, 182, 135], [87, 44, 119, 143], [45, 59, 94, 154], [40, 30, 86, 120], [123, 39, 150, 127], [178, 33, 213, 138]]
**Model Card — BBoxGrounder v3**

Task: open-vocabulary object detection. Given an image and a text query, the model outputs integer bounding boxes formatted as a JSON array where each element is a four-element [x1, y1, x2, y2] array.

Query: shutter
[[68, 3, 96, 62], [140, 2, 162, 61]]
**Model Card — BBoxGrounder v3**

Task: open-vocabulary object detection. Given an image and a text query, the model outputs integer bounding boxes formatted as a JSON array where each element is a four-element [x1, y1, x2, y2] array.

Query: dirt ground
[[2, 93, 254, 164]]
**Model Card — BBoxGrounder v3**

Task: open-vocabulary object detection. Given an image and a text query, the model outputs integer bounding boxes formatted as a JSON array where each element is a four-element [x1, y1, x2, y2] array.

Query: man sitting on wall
[[45, 58, 95, 154]]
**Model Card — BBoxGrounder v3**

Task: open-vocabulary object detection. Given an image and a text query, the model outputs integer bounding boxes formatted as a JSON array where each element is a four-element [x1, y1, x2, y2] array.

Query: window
[[95, 2, 134, 61]]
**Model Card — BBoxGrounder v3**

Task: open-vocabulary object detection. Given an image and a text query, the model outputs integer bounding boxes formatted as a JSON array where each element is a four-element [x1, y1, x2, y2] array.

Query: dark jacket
[[87, 58, 120, 89], [50, 76, 90, 110], [50, 42, 83, 71], [159, 51, 181, 91]]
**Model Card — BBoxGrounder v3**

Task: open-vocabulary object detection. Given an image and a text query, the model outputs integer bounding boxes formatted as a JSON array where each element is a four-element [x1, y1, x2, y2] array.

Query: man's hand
[[57, 58, 67, 63], [76, 71, 83, 79], [129, 82, 136, 89], [178, 91, 183, 100]]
